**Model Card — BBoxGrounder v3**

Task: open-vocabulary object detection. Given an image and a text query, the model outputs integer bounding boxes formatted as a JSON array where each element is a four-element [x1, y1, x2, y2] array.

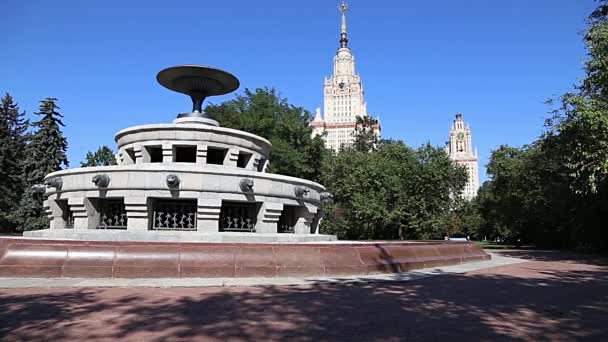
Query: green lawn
[[476, 241, 521, 249]]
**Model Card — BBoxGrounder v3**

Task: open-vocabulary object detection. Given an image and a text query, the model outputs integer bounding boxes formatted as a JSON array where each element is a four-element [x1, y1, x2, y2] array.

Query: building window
[[55, 199, 74, 229], [146, 146, 163, 163], [125, 148, 136, 163], [237, 152, 252, 168], [151, 199, 197, 231], [94, 198, 127, 229], [173, 145, 197, 163], [278, 205, 298, 233], [207, 147, 228, 165], [219, 201, 259, 232]]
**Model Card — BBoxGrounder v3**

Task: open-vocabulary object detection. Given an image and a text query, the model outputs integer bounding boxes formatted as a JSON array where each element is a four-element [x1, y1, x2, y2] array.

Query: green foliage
[[0, 93, 29, 232], [479, 145, 546, 244], [80, 145, 117, 167], [24, 98, 69, 179], [477, 114, 608, 248], [442, 199, 483, 240], [321, 140, 467, 240], [12, 98, 69, 231], [206, 87, 327, 182], [207, 88, 468, 240], [544, 95, 608, 195], [352, 115, 379, 152], [542, 1, 608, 196], [475, 2, 608, 250]]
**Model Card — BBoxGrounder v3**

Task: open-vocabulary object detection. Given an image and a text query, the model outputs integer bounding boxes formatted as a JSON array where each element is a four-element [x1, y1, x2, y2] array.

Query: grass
[[476, 241, 522, 249]]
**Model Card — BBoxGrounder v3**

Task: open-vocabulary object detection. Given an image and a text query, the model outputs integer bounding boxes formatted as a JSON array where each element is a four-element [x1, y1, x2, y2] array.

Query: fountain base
[[0, 237, 490, 278]]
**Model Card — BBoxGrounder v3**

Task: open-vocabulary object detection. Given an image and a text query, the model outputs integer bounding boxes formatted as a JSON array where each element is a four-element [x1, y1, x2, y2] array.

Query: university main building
[[311, 2, 381, 152], [313, 3, 480, 199]]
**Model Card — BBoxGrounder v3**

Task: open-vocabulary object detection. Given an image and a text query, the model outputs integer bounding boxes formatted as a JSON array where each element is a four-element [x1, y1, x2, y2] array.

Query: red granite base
[[0, 237, 490, 278]]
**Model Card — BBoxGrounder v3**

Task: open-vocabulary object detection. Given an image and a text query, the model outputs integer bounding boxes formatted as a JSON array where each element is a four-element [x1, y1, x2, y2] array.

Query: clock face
[[457, 132, 465, 140]]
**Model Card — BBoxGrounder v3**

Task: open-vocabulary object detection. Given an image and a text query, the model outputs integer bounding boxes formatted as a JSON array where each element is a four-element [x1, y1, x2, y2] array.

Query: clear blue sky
[[2, 0, 597, 181]]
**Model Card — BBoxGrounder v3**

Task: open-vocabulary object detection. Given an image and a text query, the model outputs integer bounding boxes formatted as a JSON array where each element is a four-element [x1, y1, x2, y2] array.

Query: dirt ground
[[1, 250, 607, 341]]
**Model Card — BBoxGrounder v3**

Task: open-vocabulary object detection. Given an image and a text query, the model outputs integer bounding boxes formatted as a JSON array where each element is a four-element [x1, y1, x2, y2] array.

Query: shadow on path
[[1, 252, 607, 341]]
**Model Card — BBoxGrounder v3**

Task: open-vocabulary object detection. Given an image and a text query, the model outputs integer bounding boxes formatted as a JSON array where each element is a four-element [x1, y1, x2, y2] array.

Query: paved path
[[0, 250, 607, 341]]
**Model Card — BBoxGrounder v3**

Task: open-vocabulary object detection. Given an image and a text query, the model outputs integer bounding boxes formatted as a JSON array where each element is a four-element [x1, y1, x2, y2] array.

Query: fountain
[[24, 65, 335, 243], [0, 65, 489, 278]]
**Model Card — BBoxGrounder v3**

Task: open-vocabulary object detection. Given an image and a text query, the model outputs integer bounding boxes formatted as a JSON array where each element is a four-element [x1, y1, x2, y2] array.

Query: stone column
[[133, 144, 143, 164], [140, 145, 151, 163], [125, 197, 148, 231], [312, 209, 324, 235], [162, 143, 172, 163], [196, 145, 208, 164], [262, 159, 270, 173], [116, 149, 126, 165], [197, 198, 222, 233], [68, 198, 96, 230], [45, 200, 64, 229], [225, 148, 239, 167], [294, 205, 317, 234], [251, 157, 261, 172], [255, 202, 283, 233]]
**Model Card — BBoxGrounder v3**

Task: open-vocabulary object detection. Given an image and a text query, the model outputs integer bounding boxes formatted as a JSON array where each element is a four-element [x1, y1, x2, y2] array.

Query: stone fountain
[[0, 65, 489, 279], [25, 65, 336, 243]]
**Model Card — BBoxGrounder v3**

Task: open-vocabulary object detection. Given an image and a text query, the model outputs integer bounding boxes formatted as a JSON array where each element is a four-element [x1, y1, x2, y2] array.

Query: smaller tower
[[311, 108, 325, 138], [446, 113, 480, 200]]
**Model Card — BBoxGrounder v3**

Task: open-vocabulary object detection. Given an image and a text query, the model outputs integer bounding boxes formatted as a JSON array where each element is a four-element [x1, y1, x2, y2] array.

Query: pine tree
[[0, 93, 29, 232], [80, 145, 117, 167], [12, 98, 69, 231]]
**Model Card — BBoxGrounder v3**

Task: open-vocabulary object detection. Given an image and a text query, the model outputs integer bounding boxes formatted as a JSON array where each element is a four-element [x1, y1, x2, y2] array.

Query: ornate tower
[[311, 2, 380, 152], [446, 113, 480, 200]]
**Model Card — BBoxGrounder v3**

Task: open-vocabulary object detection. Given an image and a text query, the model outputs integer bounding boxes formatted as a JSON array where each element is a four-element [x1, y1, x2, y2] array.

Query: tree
[[80, 145, 117, 167], [543, 1, 608, 195], [12, 98, 69, 231], [478, 142, 579, 247], [352, 115, 379, 152], [542, 0, 608, 249], [480, 145, 534, 244], [405, 143, 468, 239], [454, 199, 483, 240], [321, 141, 413, 239], [206, 87, 327, 182], [475, 181, 507, 242], [473, 1, 608, 250], [320, 140, 467, 240], [0, 93, 29, 232]]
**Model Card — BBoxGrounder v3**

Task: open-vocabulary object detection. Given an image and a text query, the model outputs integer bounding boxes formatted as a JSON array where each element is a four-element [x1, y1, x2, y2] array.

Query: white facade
[[312, 2, 380, 152], [446, 113, 480, 200]]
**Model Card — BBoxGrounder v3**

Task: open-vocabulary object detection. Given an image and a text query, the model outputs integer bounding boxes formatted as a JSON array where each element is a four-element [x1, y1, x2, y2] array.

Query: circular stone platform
[[0, 237, 489, 278]]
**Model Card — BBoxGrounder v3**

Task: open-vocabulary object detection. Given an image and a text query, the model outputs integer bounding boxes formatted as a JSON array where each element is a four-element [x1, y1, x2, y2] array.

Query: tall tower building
[[446, 113, 480, 200], [312, 2, 380, 152]]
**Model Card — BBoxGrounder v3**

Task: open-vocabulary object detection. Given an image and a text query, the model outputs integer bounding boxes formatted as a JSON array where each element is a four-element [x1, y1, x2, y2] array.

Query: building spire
[[340, 2, 349, 48]]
